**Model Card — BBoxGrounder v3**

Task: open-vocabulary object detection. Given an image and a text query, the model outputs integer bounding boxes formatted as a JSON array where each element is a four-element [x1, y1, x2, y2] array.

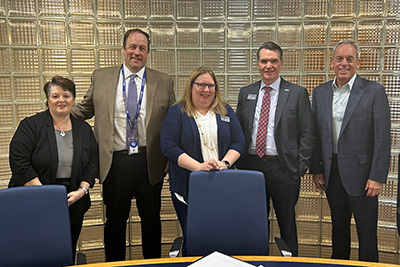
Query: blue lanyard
[[121, 66, 146, 130]]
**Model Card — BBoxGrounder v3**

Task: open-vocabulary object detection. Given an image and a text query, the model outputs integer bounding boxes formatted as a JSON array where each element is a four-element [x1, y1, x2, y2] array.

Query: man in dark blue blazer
[[236, 42, 314, 256], [310, 39, 391, 262]]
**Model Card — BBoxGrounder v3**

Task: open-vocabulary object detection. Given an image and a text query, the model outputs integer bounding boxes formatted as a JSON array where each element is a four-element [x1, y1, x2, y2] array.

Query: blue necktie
[[126, 74, 138, 149]]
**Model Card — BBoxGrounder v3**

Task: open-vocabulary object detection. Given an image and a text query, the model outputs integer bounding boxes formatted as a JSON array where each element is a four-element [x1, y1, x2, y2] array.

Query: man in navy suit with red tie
[[236, 42, 314, 256]]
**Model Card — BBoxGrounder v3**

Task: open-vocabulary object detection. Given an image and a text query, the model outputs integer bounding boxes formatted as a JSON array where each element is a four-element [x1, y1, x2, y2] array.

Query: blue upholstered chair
[[185, 169, 269, 256], [0, 185, 73, 267]]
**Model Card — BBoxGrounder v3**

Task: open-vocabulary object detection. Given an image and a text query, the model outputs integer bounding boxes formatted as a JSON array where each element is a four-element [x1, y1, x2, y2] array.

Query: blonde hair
[[178, 66, 227, 117]]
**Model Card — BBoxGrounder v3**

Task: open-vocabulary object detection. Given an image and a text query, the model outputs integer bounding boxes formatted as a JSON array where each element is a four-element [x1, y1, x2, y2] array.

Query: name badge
[[128, 139, 139, 155], [221, 115, 230, 122], [247, 94, 257, 100]]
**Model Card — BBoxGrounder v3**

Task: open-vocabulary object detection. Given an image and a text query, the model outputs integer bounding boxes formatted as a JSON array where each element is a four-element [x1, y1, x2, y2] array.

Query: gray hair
[[332, 39, 361, 59]]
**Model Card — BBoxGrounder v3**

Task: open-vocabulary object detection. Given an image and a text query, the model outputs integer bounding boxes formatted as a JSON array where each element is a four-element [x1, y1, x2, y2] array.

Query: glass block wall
[[0, 0, 399, 264]]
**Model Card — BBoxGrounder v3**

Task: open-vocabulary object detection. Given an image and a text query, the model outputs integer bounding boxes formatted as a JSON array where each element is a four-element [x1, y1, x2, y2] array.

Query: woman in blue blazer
[[161, 67, 245, 253], [9, 76, 99, 263]]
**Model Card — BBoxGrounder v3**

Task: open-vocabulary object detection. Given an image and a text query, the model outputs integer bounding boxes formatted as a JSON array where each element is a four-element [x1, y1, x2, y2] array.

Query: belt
[[249, 154, 279, 162], [115, 147, 146, 154]]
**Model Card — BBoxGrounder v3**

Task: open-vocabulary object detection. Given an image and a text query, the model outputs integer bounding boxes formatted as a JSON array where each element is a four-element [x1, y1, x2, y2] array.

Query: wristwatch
[[79, 187, 89, 195], [223, 160, 231, 169]]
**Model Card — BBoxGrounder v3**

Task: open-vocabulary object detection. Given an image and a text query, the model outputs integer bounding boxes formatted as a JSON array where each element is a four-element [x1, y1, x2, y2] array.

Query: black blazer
[[9, 109, 99, 221], [236, 78, 314, 178]]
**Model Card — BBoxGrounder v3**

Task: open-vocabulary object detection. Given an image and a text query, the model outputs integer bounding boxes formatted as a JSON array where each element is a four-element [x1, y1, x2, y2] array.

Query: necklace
[[195, 117, 216, 151], [54, 120, 70, 137]]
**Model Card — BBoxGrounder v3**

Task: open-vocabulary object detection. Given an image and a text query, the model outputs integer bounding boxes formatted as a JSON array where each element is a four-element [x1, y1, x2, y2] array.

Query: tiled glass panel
[[68, 0, 94, 18], [9, 20, 38, 45], [227, 23, 251, 47], [330, 0, 355, 18], [228, 0, 250, 20], [278, 0, 302, 19], [0, 48, 10, 72], [252, 23, 276, 46], [0, 19, 6, 45], [0, 0, 5, 16], [98, 49, 122, 69], [42, 49, 68, 74], [97, 22, 123, 46], [176, 23, 200, 47], [253, 0, 276, 19], [124, 23, 148, 34], [70, 49, 95, 73], [304, 0, 328, 19], [202, 0, 225, 20], [383, 75, 400, 98], [330, 22, 355, 45], [277, 23, 301, 46], [177, 50, 200, 73], [176, 0, 199, 20], [177, 75, 189, 98], [357, 20, 383, 45], [203, 50, 225, 73], [281, 49, 300, 72], [385, 21, 400, 45], [303, 49, 326, 72], [97, 0, 121, 19], [296, 198, 321, 221], [387, 0, 400, 17], [152, 49, 175, 73], [0, 77, 12, 102], [303, 75, 326, 96], [202, 23, 225, 47], [359, 48, 381, 71], [8, 0, 37, 17], [358, 0, 384, 17], [124, 0, 147, 19], [228, 49, 250, 72], [38, 0, 66, 17], [69, 21, 95, 46], [384, 48, 400, 71], [12, 48, 39, 73], [281, 75, 300, 85], [71, 75, 92, 101], [303, 23, 327, 46], [13, 76, 41, 102], [40, 21, 67, 45], [150, 0, 174, 20], [389, 100, 400, 124], [80, 225, 104, 249], [227, 75, 250, 97], [16, 104, 43, 123], [150, 24, 174, 47], [0, 106, 14, 129]]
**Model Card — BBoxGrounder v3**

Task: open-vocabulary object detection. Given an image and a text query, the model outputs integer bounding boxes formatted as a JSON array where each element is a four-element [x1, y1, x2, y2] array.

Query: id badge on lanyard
[[128, 138, 139, 154]]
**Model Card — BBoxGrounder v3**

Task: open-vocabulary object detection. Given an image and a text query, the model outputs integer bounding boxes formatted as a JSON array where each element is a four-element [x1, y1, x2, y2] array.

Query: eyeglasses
[[193, 82, 216, 90]]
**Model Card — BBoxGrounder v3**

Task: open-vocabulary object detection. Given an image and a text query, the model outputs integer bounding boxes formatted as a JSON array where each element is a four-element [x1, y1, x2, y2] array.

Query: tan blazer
[[71, 65, 176, 185]]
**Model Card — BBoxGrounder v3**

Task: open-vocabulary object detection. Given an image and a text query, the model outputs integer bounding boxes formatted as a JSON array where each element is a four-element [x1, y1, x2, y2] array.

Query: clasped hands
[[195, 159, 227, 171]]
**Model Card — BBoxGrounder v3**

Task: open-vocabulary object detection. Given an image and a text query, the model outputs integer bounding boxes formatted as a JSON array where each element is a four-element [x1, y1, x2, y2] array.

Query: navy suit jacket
[[236, 78, 314, 178], [161, 104, 245, 201], [310, 74, 391, 196], [9, 109, 99, 221]]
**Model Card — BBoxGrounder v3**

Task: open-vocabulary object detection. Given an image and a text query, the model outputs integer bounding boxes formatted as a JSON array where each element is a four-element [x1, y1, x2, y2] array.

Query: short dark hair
[[257, 42, 283, 61], [43, 76, 76, 106], [123, 29, 151, 52]]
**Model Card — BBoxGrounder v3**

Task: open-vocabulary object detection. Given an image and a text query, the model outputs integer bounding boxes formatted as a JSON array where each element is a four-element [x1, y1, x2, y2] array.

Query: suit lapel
[[144, 67, 155, 129], [44, 111, 58, 183], [339, 75, 364, 137], [107, 66, 122, 123], [322, 82, 333, 138], [70, 117, 81, 182], [275, 79, 290, 128], [246, 82, 261, 133]]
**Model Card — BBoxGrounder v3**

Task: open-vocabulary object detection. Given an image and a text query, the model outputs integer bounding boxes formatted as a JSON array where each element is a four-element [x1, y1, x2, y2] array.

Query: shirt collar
[[332, 73, 357, 92], [260, 76, 281, 92], [123, 64, 146, 80]]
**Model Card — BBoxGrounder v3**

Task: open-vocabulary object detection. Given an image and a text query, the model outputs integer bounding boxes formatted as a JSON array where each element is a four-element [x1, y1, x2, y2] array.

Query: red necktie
[[255, 86, 271, 158]]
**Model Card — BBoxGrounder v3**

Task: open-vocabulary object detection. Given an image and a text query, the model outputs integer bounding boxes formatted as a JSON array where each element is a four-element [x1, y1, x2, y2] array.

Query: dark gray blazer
[[236, 78, 314, 179], [310, 74, 391, 196]]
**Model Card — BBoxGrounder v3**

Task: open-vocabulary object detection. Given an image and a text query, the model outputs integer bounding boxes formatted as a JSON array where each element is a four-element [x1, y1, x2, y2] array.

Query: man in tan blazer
[[71, 29, 176, 261]]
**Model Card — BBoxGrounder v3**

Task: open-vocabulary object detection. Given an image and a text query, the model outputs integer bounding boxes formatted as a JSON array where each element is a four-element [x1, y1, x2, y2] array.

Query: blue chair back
[[0, 185, 73, 267], [186, 169, 269, 256]]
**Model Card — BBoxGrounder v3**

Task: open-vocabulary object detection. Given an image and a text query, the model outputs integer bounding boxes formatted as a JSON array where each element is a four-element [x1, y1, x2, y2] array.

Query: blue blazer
[[161, 104, 245, 201], [310, 74, 391, 196]]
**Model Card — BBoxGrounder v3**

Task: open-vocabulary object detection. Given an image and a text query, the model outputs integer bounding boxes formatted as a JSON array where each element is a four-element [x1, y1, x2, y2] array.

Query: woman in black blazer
[[9, 76, 99, 264]]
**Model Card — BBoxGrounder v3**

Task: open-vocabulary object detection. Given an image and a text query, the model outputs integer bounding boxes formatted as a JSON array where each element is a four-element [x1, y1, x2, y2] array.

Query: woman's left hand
[[215, 160, 228, 171], [67, 189, 85, 206]]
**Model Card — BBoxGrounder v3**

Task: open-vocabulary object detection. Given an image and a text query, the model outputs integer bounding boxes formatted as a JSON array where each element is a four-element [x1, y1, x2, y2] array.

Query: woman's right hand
[[194, 159, 219, 171]]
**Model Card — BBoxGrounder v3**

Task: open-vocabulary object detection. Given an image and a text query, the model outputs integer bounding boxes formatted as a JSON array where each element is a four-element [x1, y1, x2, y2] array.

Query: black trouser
[[326, 155, 378, 262], [240, 155, 300, 256], [103, 152, 163, 261]]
